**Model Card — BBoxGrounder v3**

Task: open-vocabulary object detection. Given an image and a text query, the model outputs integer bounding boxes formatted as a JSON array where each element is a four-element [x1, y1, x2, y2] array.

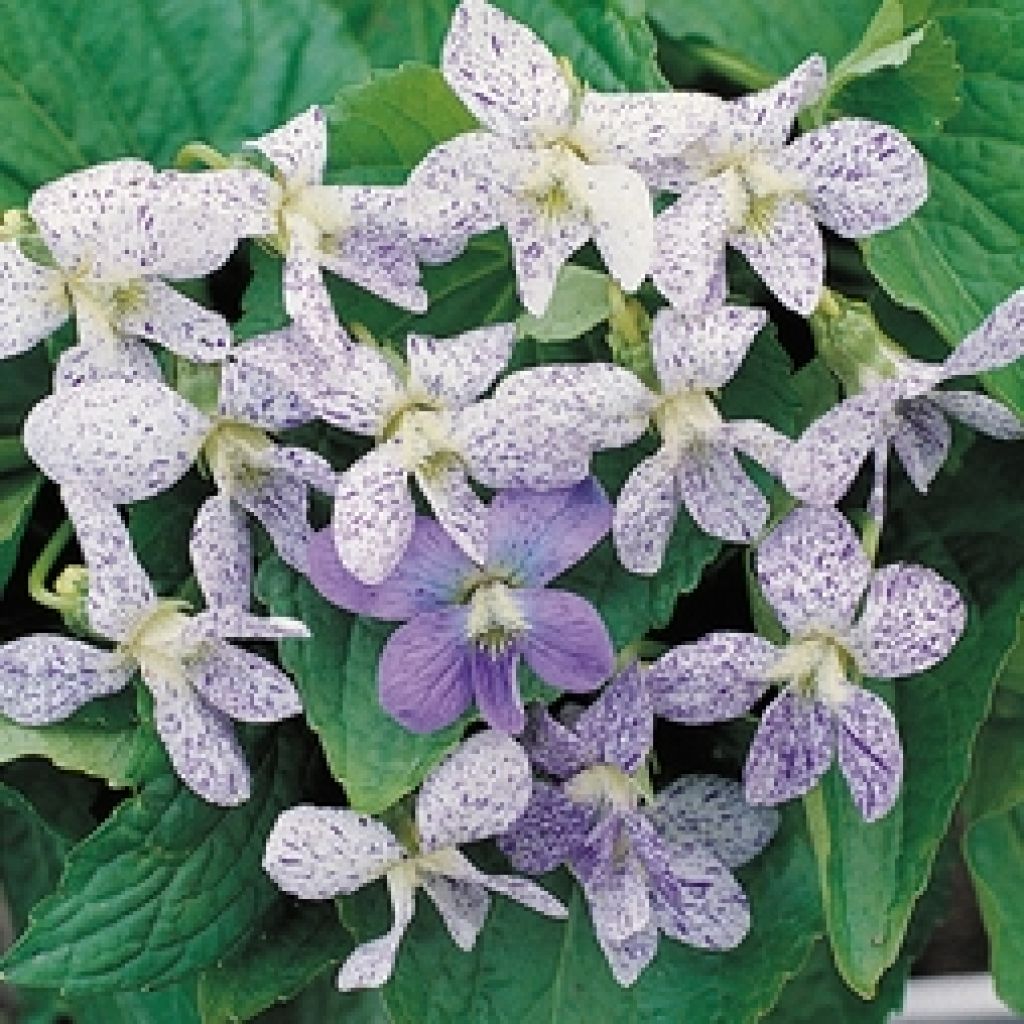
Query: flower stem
[[27, 520, 73, 612], [174, 142, 231, 171]]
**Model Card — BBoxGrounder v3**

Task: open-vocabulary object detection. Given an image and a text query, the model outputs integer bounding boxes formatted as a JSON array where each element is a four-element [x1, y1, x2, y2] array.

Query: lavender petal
[[836, 687, 904, 822]]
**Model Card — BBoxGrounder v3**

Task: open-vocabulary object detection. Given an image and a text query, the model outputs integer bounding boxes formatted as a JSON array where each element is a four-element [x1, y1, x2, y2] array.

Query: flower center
[[718, 156, 803, 235], [65, 270, 145, 338], [385, 405, 460, 475], [765, 630, 855, 707], [523, 145, 587, 220], [201, 419, 274, 496], [565, 763, 646, 812], [465, 580, 528, 654], [653, 389, 722, 452], [117, 599, 202, 687], [277, 181, 350, 253]]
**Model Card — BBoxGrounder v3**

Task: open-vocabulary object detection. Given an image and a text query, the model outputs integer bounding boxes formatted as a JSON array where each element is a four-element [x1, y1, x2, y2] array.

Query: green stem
[[174, 142, 231, 171], [28, 520, 73, 612], [0, 437, 29, 473], [685, 43, 775, 91]]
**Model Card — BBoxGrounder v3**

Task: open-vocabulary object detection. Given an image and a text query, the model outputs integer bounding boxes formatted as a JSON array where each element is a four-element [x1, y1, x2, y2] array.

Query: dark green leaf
[[0, 469, 42, 595]]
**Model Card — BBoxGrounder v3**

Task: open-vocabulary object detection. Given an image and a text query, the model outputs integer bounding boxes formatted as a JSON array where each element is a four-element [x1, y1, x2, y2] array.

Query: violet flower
[[307, 480, 615, 734], [647, 506, 966, 820]]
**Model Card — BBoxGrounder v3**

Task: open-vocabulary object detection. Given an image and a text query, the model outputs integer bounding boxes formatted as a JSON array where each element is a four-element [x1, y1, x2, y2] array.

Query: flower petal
[[248, 106, 326, 186], [441, 0, 571, 140], [724, 419, 793, 478], [0, 635, 130, 725], [189, 494, 252, 610], [582, 851, 652, 944], [785, 118, 927, 237], [743, 690, 835, 807], [757, 505, 871, 636], [836, 688, 903, 822], [233, 468, 313, 575], [497, 779, 596, 872], [282, 242, 345, 349], [648, 774, 779, 869], [52, 336, 163, 391], [595, 920, 659, 988], [263, 804, 403, 899], [378, 607, 474, 732], [420, 872, 490, 951], [731, 55, 827, 150], [647, 632, 776, 725], [416, 461, 489, 567], [519, 588, 613, 693], [941, 287, 1024, 378], [314, 340, 403, 436], [417, 729, 532, 850], [487, 478, 612, 586], [892, 397, 951, 492], [650, 183, 731, 315], [612, 449, 679, 576], [332, 443, 415, 585], [188, 640, 302, 723], [652, 305, 767, 392], [849, 563, 966, 679], [471, 647, 527, 734], [407, 323, 516, 410], [677, 444, 770, 544], [521, 703, 595, 779], [573, 662, 653, 774], [730, 198, 825, 316], [929, 389, 1024, 440], [118, 279, 231, 361], [0, 240, 69, 357], [24, 380, 209, 503]]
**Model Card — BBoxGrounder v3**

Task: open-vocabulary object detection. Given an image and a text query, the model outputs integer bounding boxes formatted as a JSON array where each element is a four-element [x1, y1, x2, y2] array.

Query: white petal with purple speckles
[[407, 323, 516, 410], [521, 704, 594, 779], [613, 448, 679, 576], [24, 380, 209, 504], [583, 853, 651, 944], [416, 461, 489, 567], [596, 918, 659, 988], [581, 162, 653, 294], [314, 341, 403, 436], [648, 632, 777, 725], [420, 872, 490, 951], [416, 730, 532, 852], [0, 635, 131, 726], [271, 445, 337, 496], [730, 197, 825, 316], [498, 778, 596, 872], [574, 663, 653, 774], [757, 505, 871, 635], [785, 118, 927, 237], [848, 562, 966, 679], [282, 240, 346, 350], [118, 279, 231, 361], [677, 443, 770, 544], [187, 640, 302, 723], [247, 106, 327, 186], [184, 607, 309, 644], [434, 847, 567, 918], [743, 689, 835, 807], [941, 288, 1024, 379], [724, 419, 793, 478], [930, 390, 1024, 440], [836, 687, 903, 822], [52, 335, 163, 391], [0, 240, 69, 357], [892, 396, 951, 492], [234, 468, 314, 575], [731, 54, 827, 151], [264, 805, 403, 899]]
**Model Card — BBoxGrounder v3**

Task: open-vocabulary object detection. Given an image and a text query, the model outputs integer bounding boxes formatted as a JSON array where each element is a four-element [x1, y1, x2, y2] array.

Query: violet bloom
[[499, 666, 778, 986], [308, 480, 615, 734], [783, 288, 1024, 519], [648, 56, 927, 316], [0, 489, 306, 805], [263, 731, 566, 991], [648, 506, 966, 821]]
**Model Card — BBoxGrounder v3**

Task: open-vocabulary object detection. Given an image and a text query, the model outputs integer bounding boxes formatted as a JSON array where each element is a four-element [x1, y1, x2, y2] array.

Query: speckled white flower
[[263, 731, 566, 991]]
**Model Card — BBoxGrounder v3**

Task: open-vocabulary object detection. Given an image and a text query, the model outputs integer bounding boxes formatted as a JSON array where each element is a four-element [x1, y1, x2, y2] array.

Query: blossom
[[0, 488, 306, 805], [0, 160, 267, 386], [23, 332, 335, 580], [647, 506, 966, 820], [307, 480, 615, 734], [783, 288, 1024, 517], [408, 0, 722, 316], [498, 666, 778, 986], [648, 56, 927, 316], [262, 730, 566, 991], [480, 306, 791, 572]]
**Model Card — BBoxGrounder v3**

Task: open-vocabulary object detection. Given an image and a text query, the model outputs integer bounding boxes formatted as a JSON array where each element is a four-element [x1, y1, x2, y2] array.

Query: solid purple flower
[[308, 479, 615, 734]]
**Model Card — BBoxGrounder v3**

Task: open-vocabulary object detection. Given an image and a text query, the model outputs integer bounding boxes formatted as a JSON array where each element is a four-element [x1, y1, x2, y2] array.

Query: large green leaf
[[0, 469, 41, 595], [803, 440, 1024, 996], [256, 557, 462, 814], [0, 0, 370, 205], [0, 727, 313, 993]]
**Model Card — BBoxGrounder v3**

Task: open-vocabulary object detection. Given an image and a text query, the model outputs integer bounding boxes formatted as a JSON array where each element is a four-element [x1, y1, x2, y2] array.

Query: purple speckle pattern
[[248, 106, 327, 186], [930, 390, 1024, 441], [0, 240, 69, 358], [416, 460, 490, 567], [419, 872, 490, 950], [233, 465, 317, 576], [497, 779, 596, 873], [190, 494, 253, 610], [117, 278, 231, 361], [574, 662, 653, 774], [835, 687, 904, 822], [891, 396, 952, 492], [730, 54, 828, 150], [677, 443, 771, 544], [613, 449, 679, 576], [188, 640, 302, 724], [313, 340, 403, 436], [942, 287, 1024, 378], [52, 334, 163, 392]]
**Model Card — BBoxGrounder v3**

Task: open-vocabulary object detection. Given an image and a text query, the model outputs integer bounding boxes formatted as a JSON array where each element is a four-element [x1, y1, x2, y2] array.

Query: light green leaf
[[517, 266, 612, 342], [255, 557, 462, 813], [0, 726, 313, 993], [0, 469, 41, 595]]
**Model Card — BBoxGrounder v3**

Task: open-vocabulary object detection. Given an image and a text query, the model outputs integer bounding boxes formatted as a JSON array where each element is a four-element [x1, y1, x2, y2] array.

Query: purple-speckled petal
[[0, 635, 131, 725], [407, 323, 516, 409], [416, 460, 489, 566], [471, 646, 526, 734], [581, 163, 653, 294], [487, 478, 612, 586], [61, 486, 156, 639], [190, 494, 252, 610], [677, 444, 770, 544], [417, 729, 532, 850], [648, 632, 776, 725], [234, 468, 313, 575], [583, 850, 651, 944], [320, 225, 427, 315], [596, 919, 659, 988], [315, 340, 403, 436], [930, 390, 1024, 440], [272, 445, 336, 496], [442, 0, 571, 140], [282, 241, 346, 350], [378, 607, 474, 732], [521, 702, 595, 779], [892, 397, 951, 492], [784, 118, 927, 237], [731, 55, 827, 150], [519, 588, 614, 693], [836, 687, 903, 822], [25, 380, 209, 503], [188, 640, 302, 723], [263, 804, 403, 899], [118, 279, 231, 361], [337, 869, 415, 992], [184, 607, 309, 644], [724, 419, 793, 478], [848, 563, 966, 679], [743, 689, 835, 807], [613, 448, 679, 576], [649, 774, 779, 869], [941, 288, 1024, 379], [574, 662, 653, 773], [0, 240, 69, 357], [498, 779, 596, 872], [730, 198, 824, 316], [420, 872, 489, 950], [247, 106, 326, 186], [782, 385, 898, 506], [52, 336, 163, 391], [757, 505, 870, 635], [332, 443, 415, 585], [650, 182, 730, 316], [652, 305, 767, 392]]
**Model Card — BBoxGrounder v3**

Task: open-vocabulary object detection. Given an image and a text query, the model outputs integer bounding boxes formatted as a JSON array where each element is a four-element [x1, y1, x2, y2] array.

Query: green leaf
[[1, 726, 313, 993], [0, 347, 50, 435], [0, 469, 42, 594], [344, 805, 821, 1024], [517, 266, 612, 342], [256, 557, 461, 813], [803, 440, 1024, 996], [342, 0, 454, 68], [70, 981, 203, 1024], [0, 0, 371, 206]]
